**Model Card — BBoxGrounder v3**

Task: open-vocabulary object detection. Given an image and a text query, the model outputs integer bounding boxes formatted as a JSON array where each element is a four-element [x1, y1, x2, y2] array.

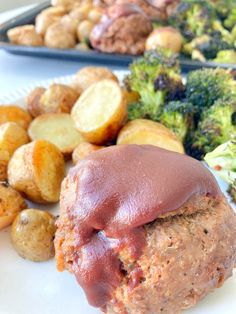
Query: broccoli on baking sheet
[[190, 99, 236, 159], [126, 49, 185, 121], [204, 139, 236, 202], [213, 50, 236, 64]]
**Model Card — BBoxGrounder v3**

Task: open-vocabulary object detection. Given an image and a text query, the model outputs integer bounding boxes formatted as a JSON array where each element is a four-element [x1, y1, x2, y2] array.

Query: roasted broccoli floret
[[190, 99, 236, 159], [186, 68, 236, 111], [126, 49, 184, 120], [127, 101, 160, 121], [213, 50, 236, 64], [204, 139, 236, 202], [159, 100, 194, 142], [224, 8, 236, 30], [169, 0, 216, 40]]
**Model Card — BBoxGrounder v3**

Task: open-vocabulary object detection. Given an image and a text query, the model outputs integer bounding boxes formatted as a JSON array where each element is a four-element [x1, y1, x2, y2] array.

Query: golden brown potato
[[72, 66, 118, 94], [72, 142, 104, 164], [0, 150, 10, 181], [122, 88, 140, 105], [77, 20, 94, 41], [69, 4, 93, 21], [51, 0, 87, 11], [35, 7, 66, 36], [146, 27, 183, 53], [27, 87, 46, 118], [0, 122, 29, 157], [28, 113, 84, 155], [88, 8, 103, 23], [117, 119, 185, 154], [60, 14, 80, 34], [7, 25, 43, 46], [45, 22, 76, 49], [0, 106, 32, 130], [72, 79, 127, 144], [8, 140, 65, 203], [0, 183, 27, 230], [11, 209, 56, 262]]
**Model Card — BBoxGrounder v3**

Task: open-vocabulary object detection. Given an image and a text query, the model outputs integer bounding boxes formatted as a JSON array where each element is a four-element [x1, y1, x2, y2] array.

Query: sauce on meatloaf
[[58, 144, 221, 307]]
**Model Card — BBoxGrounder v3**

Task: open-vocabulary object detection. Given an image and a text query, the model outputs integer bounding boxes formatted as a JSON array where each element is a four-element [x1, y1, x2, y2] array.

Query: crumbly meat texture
[[90, 13, 152, 55], [55, 195, 236, 314]]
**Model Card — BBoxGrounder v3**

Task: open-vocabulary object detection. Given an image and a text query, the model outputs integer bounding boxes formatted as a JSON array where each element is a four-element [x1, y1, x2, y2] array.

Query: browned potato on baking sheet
[[7, 25, 43, 46], [122, 88, 140, 105], [28, 113, 84, 155], [72, 79, 127, 144], [117, 119, 184, 154], [60, 15, 80, 34], [72, 142, 104, 164], [0, 122, 29, 157], [8, 140, 65, 203], [77, 20, 94, 42], [69, 4, 92, 20], [72, 66, 118, 94], [11, 209, 56, 262], [27, 87, 46, 118], [88, 8, 103, 23], [51, 0, 90, 11], [0, 183, 27, 230], [0, 106, 32, 130], [45, 22, 76, 49], [35, 7, 66, 36], [0, 150, 10, 181]]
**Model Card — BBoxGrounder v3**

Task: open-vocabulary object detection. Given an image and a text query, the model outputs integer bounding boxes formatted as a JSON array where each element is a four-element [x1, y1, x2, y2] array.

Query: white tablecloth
[[0, 4, 124, 98]]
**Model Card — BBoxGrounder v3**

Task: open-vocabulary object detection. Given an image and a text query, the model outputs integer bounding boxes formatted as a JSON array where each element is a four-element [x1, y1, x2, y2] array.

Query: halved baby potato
[[28, 113, 84, 155], [0, 122, 29, 156], [0, 105, 32, 130], [0, 183, 27, 230], [8, 140, 65, 203], [117, 119, 184, 154], [71, 79, 127, 144], [7, 25, 43, 46], [27, 87, 46, 117], [72, 142, 105, 164]]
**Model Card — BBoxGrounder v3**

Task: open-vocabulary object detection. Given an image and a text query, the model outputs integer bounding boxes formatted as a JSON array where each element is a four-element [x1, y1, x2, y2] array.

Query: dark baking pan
[[0, 1, 236, 71]]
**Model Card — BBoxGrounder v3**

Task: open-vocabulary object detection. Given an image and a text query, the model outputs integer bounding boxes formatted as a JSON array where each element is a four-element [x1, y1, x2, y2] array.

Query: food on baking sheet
[[0, 106, 32, 130], [90, 3, 152, 55], [0, 122, 29, 157], [45, 22, 77, 49], [35, 7, 66, 36], [145, 26, 183, 53], [0, 150, 10, 181], [72, 142, 104, 164], [28, 113, 84, 155], [0, 183, 27, 230], [71, 79, 127, 144], [55, 144, 236, 313], [117, 119, 184, 153], [7, 25, 43, 47], [77, 20, 95, 41], [72, 66, 118, 94], [8, 140, 65, 203], [11, 209, 56, 262], [27, 84, 79, 117]]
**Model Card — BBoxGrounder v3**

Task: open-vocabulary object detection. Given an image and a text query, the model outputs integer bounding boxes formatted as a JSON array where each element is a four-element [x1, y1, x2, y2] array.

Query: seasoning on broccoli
[[190, 99, 236, 159], [228, 181, 236, 203], [125, 49, 184, 121], [213, 50, 236, 64], [224, 7, 236, 30], [159, 100, 194, 142], [186, 68, 236, 111]]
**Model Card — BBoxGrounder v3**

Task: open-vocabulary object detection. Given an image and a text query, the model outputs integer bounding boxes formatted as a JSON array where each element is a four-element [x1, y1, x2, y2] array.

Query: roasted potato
[[0, 183, 27, 230], [45, 22, 76, 49], [88, 8, 103, 23], [7, 25, 43, 47], [146, 27, 183, 53], [35, 7, 66, 36], [69, 4, 93, 21], [117, 119, 185, 154], [77, 20, 94, 42], [72, 66, 118, 94], [11, 209, 56, 262], [0, 150, 10, 181], [72, 79, 127, 144], [72, 142, 104, 164], [27, 87, 46, 118], [60, 14, 80, 34], [122, 88, 140, 105], [0, 122, 29, 157], [0, 105, 32, 130], [51, 0, 86, 11], [8, 140, 65, 203], [28, 113, 84, 155]]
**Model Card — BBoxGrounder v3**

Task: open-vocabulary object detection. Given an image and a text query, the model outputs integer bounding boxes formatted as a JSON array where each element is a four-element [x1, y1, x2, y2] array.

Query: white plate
[[0, 72, 235, 314]]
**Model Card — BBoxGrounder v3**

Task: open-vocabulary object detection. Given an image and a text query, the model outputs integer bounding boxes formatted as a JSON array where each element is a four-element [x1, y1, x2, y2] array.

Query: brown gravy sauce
[[62, 145, 221, 308]]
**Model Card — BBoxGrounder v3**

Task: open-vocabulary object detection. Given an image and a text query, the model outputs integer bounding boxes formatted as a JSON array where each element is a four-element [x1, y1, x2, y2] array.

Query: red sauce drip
[[60, 145, 221, 308]]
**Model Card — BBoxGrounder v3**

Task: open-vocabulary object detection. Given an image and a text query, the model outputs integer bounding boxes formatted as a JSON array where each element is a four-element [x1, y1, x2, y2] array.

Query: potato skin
[[72, 142, 104, 164], [72, 66, 118, 94], [35, 7, 66, 36], [117, 119, 185, 154], [45, 22, 76, 49], [8, 140, 65, 203], [0, 183, 27, 230], [7, 25, 43, 47], [0, 150, 10, 181], [11, 209, 56, 262], [27, 87, 46, 118], [0, 122, 29, 157], [77, 20, 94, 42], [0, 106, 32, 130]]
